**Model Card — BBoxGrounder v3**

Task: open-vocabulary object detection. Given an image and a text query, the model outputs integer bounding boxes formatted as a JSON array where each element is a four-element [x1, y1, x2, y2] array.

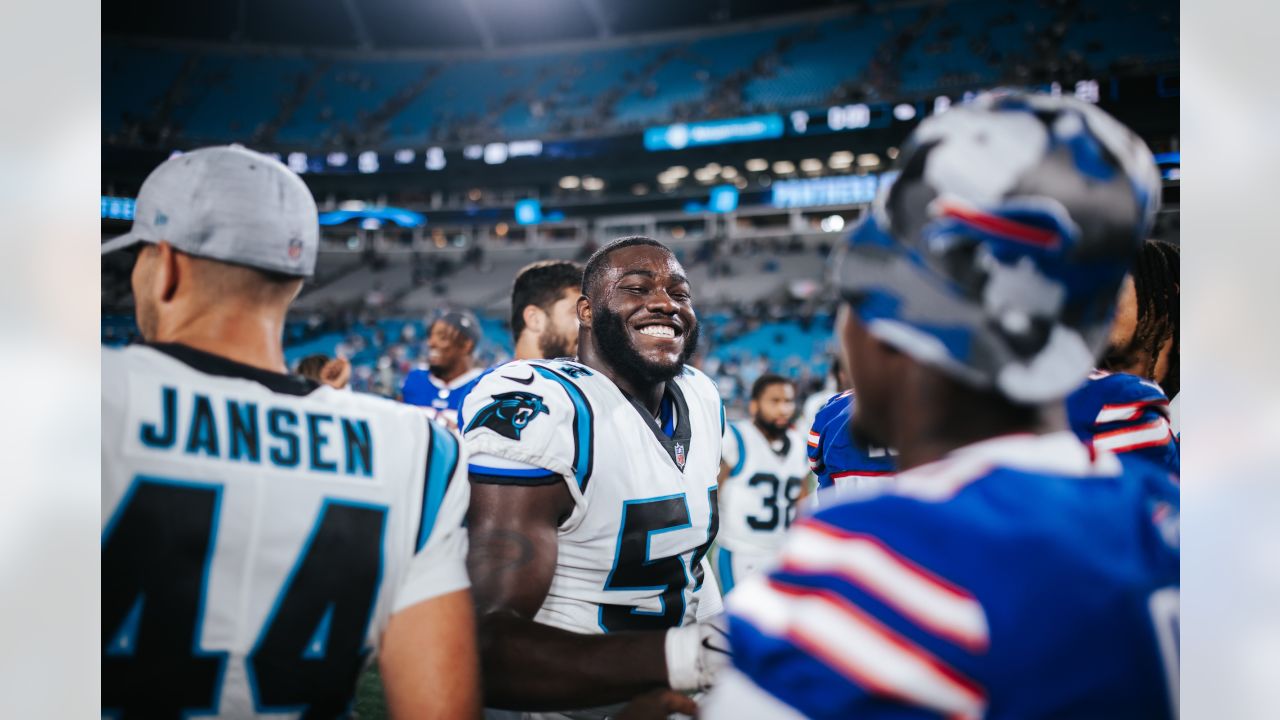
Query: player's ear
[[155, 241, 181, 303], [577, 294, 592, 325], [523, 304, 546, 334]]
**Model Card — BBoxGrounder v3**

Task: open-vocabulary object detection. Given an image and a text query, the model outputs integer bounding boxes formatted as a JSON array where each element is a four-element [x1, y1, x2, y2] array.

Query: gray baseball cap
[[101, 145, 319, 277]]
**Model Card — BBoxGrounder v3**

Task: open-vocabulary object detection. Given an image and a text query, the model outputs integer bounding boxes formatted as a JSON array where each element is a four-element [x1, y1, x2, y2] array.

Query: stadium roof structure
[[103, 0, 867, 52]]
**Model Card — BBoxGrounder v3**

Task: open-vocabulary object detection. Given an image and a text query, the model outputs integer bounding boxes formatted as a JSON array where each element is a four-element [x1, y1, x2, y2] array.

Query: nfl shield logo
[[673, 442, 686, 470]]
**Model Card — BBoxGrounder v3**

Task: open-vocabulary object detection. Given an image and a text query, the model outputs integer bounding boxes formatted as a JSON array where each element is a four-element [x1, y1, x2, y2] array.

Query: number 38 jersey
[[461, 359, 724, 635], [102, 343, 470, 719], [719, 421, 810, 557]]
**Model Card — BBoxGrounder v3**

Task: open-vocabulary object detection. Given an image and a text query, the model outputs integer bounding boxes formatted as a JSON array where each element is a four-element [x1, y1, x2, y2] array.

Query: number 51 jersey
[[102, 343, 470, 718], [462, 359, 724, 634]]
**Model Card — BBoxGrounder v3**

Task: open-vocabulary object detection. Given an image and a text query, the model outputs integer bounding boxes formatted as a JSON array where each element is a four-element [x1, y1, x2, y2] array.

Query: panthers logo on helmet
[[465, 391, 549, 440]]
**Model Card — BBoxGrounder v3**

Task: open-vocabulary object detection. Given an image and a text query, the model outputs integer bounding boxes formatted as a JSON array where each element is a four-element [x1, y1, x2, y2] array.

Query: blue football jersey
[[806, 391, 896, 490], [712, 432, 1179, 720], [400, 367, 489, 427], [1067, 370, 1179, 475]]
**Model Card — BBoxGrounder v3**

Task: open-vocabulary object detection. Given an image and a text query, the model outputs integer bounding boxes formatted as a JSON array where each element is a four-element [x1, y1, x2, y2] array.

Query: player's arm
[[467, 480, 671, 710], [380, 589, 480, 719], [380, 422, 481, 719]]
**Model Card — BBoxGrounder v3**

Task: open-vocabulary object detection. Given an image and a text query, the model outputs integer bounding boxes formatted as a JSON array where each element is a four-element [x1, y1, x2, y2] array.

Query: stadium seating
[[103, 1, 1179, 150]]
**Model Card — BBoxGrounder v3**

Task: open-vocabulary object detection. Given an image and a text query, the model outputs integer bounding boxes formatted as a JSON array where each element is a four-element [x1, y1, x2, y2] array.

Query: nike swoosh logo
[[502, 373, 536, 385], [701, 636, 732, 656]]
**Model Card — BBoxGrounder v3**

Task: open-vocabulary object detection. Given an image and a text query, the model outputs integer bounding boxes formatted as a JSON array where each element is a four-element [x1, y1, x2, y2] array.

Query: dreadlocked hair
[[1132, 239, 1179, 399]]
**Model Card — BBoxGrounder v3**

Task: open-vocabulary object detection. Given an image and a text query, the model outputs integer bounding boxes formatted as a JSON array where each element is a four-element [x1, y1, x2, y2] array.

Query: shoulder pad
[[461, 360, 593, 490]]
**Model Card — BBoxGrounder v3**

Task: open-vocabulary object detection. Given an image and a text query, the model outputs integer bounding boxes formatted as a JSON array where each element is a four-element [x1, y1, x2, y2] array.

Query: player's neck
[[513, 333, 541, 361], [153, 308, 289, 374], [577, 339, 664, 415], [433, 361, 474, 384], [895, 396, 1067, 471]]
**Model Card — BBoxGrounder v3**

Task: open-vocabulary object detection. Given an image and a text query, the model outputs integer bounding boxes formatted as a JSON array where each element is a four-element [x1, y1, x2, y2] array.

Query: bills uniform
[[462, 359, 723, 717], [1068, 369, 1179, 475], [807, 391, 896, 492], [705, 432, 1180, 720], [103, 343, 470, 718], [716, 421, 810, 593], [401, 366, 488, 427]]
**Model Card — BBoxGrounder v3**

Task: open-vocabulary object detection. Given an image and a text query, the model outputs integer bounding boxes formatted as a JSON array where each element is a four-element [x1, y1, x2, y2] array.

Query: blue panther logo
[[465, 391, 549, 440]]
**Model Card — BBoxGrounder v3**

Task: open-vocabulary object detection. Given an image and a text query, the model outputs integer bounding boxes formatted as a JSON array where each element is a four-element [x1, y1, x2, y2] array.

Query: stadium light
[[484, 143, 509, 165], [857, 153, 880, 168], [772, 160, 796, 175], [893, 103, 917, 121], [694, 167, 719, 183], [829, 151, 854, 169], [745, 158, 769, 172], [820, 214, 846, 232], [394, 149, 415, 164], [327, 152, 348, 168], [582, 177, 605, 191], [287, 153, 308, 174], [357, 151, 379, 174], [425, 147, 446, 170], [720, 166, 738, 179], [665, 166, 689, 179], [559, 175, 581, 190], [800, 158, 823, 173], [887, 147, 900, 160]]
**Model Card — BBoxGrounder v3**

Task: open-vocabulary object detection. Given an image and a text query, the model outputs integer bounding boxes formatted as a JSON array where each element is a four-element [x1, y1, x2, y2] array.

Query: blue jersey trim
[[532, 365, 594, 492], [467, 464, 558, 479], [718, 546, 737, 594], [729, 423, 747, 477], [417, 421, 460, 553]]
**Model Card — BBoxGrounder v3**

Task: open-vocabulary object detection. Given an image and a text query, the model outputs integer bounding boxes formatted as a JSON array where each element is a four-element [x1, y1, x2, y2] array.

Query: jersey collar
[[893, 431, 1123, 502], [142, 342, 319, 397], [623, 381, 694, 472]]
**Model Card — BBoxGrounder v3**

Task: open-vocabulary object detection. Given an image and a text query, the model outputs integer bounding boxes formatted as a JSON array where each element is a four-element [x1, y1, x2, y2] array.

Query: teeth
[[639, 325, 676, 338]]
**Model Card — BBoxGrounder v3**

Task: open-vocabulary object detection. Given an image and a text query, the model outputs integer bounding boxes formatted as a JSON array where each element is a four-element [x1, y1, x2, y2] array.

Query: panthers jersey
[[718, 421, 809, 568], [1068, 369, 1179, 475], [462, 359, 724, 637], [401, 366, 488, 427], [103, 343, 470, 718], [707, 432, 1179, 720], [807, 391, 896, 491]]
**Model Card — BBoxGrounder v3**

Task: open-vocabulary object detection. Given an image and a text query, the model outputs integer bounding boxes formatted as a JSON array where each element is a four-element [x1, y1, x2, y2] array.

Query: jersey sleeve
[[460, 361, 588, 494], [808, 392, 852, 489], [391, 420, 472, 613], [722, 422, 745, 477], [1067, 371, 1179, 474], [724, 499, 990, 720]]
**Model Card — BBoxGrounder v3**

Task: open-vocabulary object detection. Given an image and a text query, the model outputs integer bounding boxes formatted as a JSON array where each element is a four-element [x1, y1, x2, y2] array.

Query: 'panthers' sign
[[465, 391, 549, 440]]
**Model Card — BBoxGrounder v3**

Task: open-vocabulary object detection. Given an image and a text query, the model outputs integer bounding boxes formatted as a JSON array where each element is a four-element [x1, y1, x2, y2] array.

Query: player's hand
[[616, 689, 698, 720], [320, 357, 351, 389], [664, 615, 732, 692]]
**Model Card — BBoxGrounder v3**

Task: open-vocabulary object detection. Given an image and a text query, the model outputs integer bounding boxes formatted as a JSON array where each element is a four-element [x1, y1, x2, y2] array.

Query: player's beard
[[756, 415, 790, 438], [593, 304, 699, 387], [538, 327, 576, 360]]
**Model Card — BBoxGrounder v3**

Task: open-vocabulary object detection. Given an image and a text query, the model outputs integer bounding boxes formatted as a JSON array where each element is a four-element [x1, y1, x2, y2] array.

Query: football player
[[715, 374, 810, 593], [101, 146, 478, 718], [1062, 238, 1181, 473], [401, 309, 488, 428], [511, 260, 584, 361], [706, 93, 1179, 719], [461, 236, 729, 717]]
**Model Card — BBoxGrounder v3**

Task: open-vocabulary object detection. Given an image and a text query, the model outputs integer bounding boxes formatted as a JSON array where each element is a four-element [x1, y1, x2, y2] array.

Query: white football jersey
[[462, 359, 725, 638], [102, 343, 470, 718], [719, 421, 809, 557]]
